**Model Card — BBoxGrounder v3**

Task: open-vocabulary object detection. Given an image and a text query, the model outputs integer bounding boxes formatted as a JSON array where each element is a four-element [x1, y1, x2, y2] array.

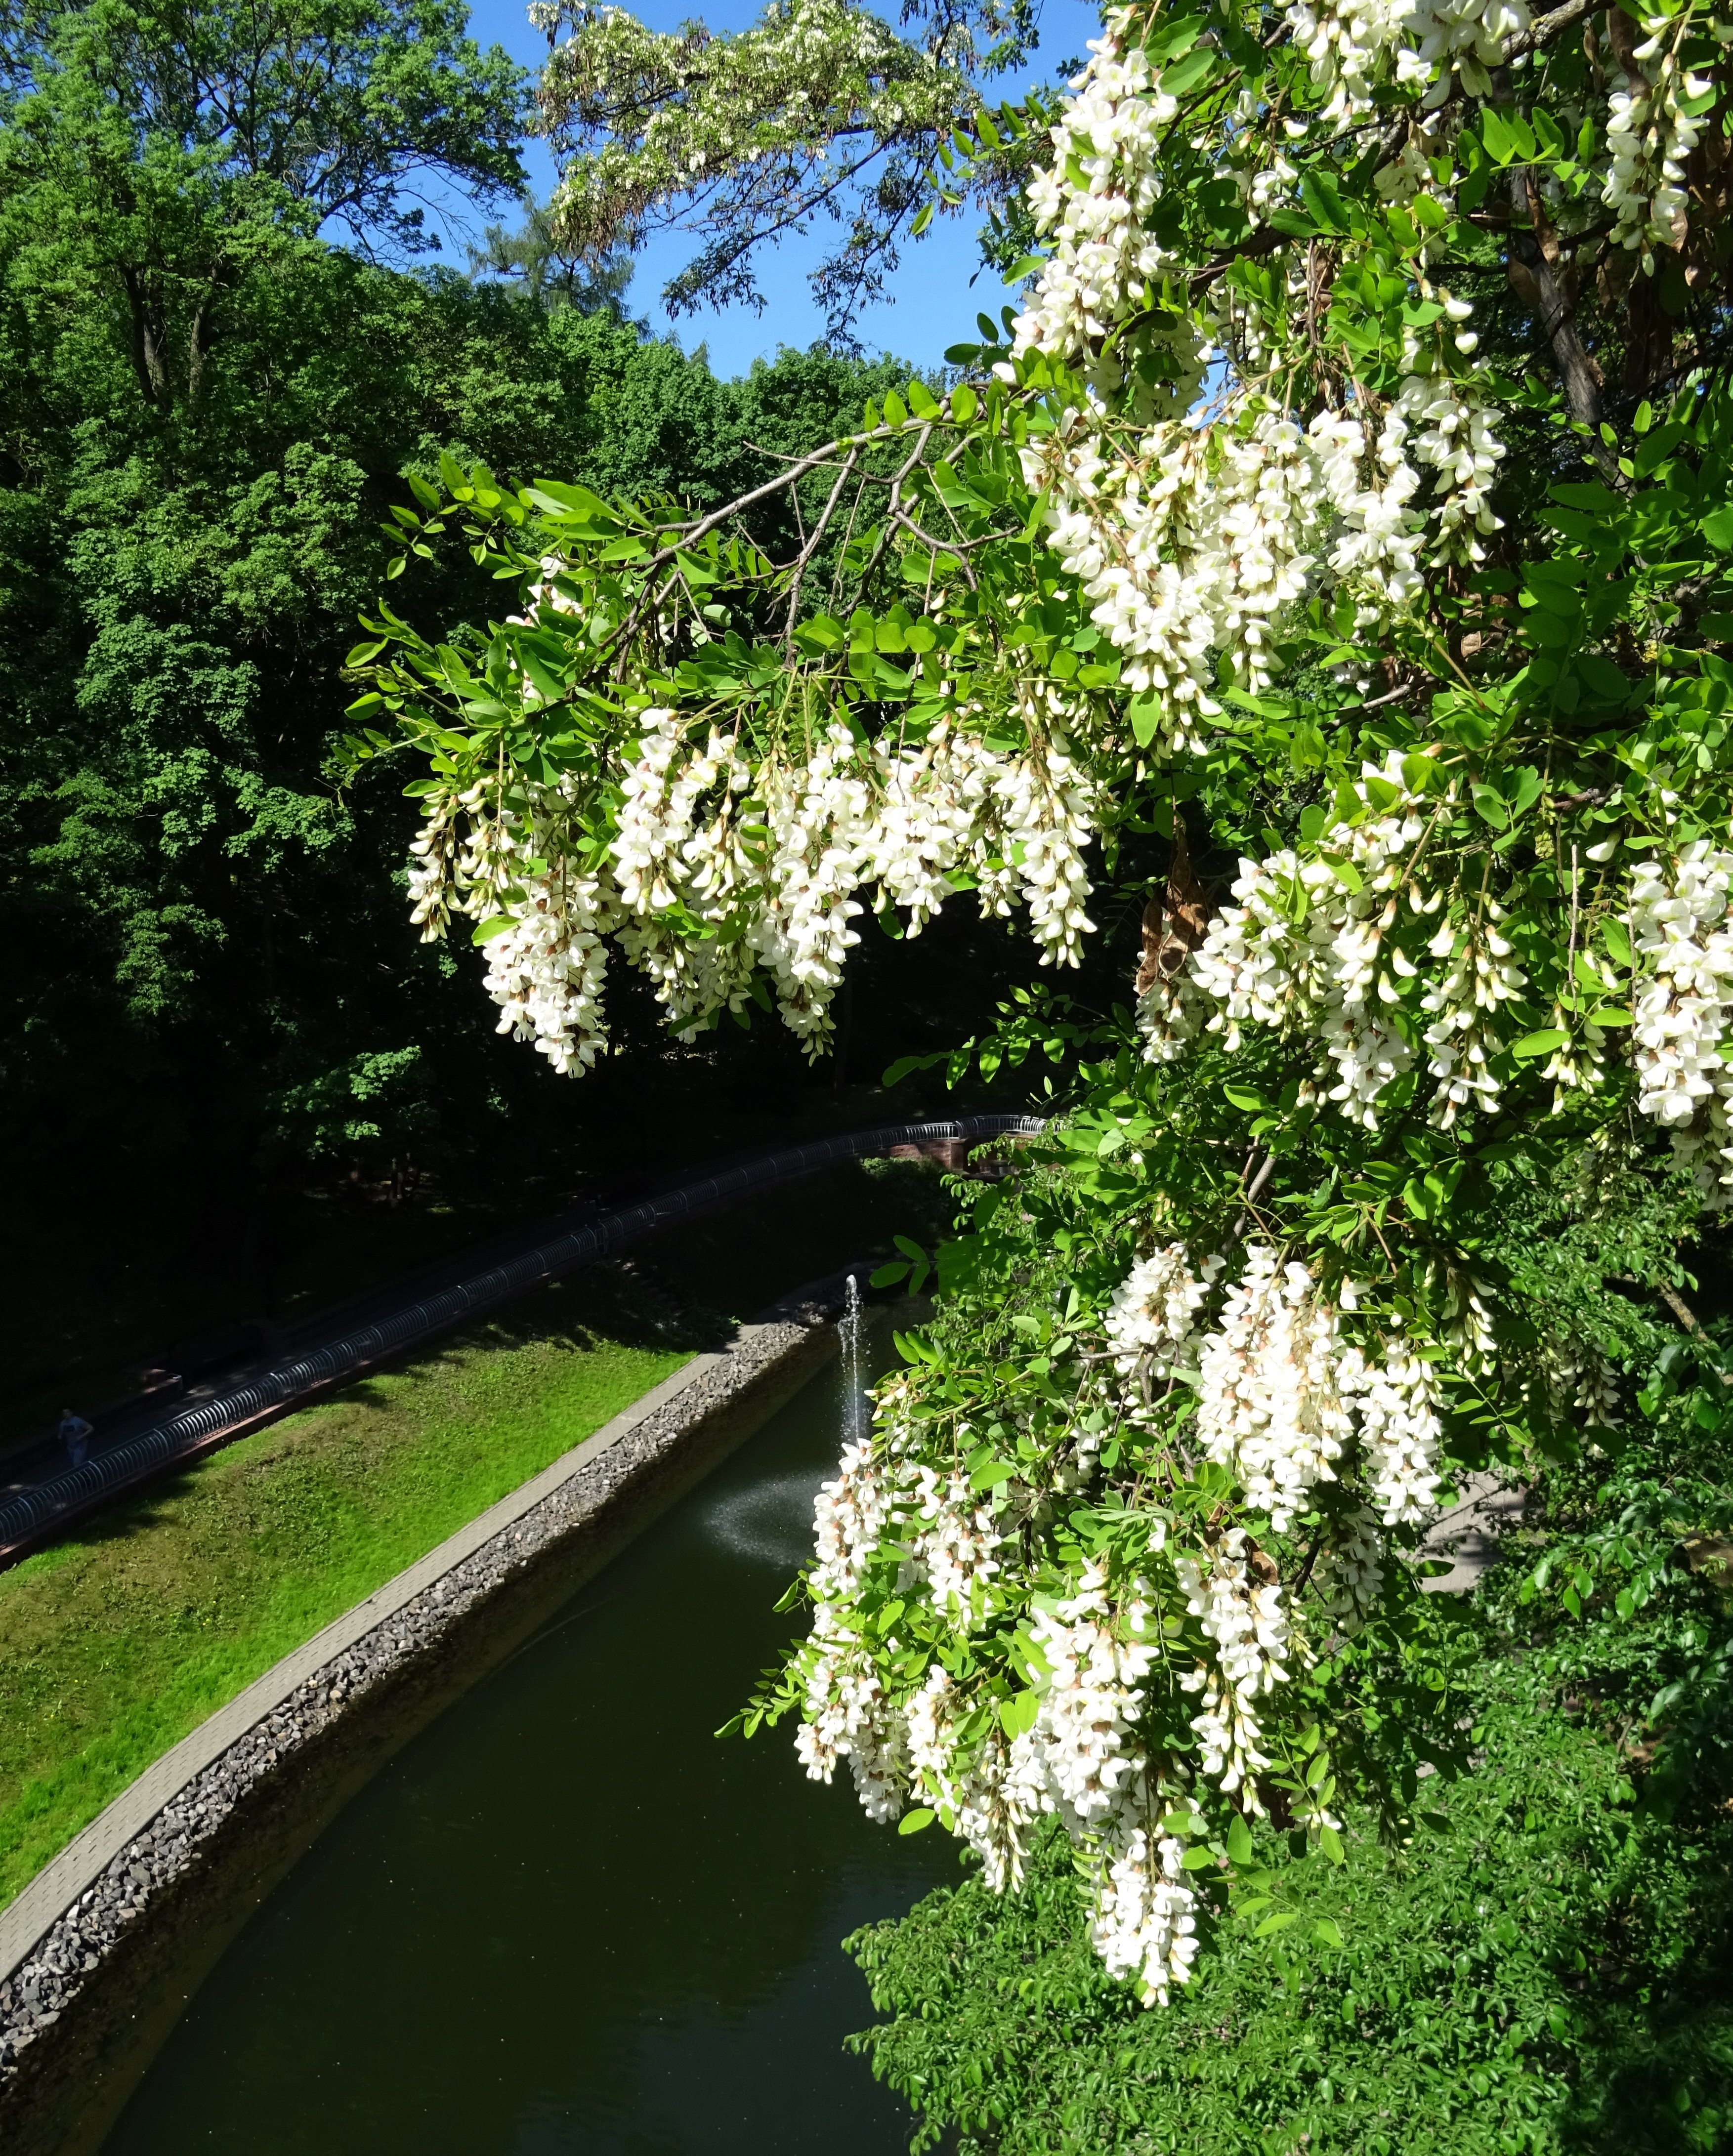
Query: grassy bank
[[0, 1160, 947, 1911]]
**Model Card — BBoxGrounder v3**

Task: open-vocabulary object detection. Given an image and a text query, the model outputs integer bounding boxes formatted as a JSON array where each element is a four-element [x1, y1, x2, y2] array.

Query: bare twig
[[1224, 1152, 1277, 1249], [890, 508, 990, 587], [783, 449, 859, 645], [853, 425, 935, 590], [1354, 678, 1423, 710]]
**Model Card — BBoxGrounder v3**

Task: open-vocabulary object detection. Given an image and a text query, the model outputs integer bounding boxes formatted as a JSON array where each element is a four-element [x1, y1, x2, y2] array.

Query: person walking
[[57, 1407, 93, 1469]]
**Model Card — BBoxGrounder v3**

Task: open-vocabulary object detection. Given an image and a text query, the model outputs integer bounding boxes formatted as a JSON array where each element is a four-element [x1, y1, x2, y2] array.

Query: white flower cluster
[[407, 707, 1099, 1071], [1288, 0, 1409, 123], [480, 867, 617, 1076], [810, 1438, 896, 1601], [1189, 1245, 1444, 1530], [1400, 0, 1530, 104], [1143, 755, 1549, 1133], [612, 709, 759, 1037], [801, 1460, 1215, 2003], [1003, 6, 1511, 712], [1281, 0, 1529, 117], [909, 1464, 1003, 1613], [1088, 1823, 1200, 2005], [1631, 842, 1733, 1201], [1350, 1328, 1445, 1525], [1104, 1242, 1224, 1382], [904, 1572, 1204, 2005], [1603, 30, 1713, 275], [416, 781, 622, 1076], [798, 1437, 911, 1819], [1024, 408, 1325, 750], [1143, 822, 1733, 1194], [1025, 377, 1502, 750], [1168, 758, 1427, 1122], [1013, 21, 1213, 421], [1394, 363, 1507, 565], [796, 1611, 909, 1823], [1020, 1568, 1202, 2003], [1309, 404, 1426, 614], [1417, 899, 1528, 1126], [906, 1666, 1046, 1889], [1101, 1240, 1443, 1537], [1175, 1533, 1289, 1796], [1538, 1333, 1623, 1430], [1194, 1247, 1358, 1532], [748, 726, 872, 1049]]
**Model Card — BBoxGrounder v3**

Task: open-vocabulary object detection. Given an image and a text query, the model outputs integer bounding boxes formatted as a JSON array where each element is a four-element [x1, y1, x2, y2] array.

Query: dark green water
[[102, 1337, 955, 2156]]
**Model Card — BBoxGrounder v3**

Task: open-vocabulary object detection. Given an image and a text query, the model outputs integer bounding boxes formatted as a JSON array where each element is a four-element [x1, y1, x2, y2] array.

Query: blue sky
[[421, 0, 1102, 377]]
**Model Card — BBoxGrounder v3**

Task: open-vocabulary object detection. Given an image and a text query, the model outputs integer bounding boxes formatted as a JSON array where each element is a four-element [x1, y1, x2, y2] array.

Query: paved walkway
[[0, 1118, 1042, 1566], [1422, 1471, 1525, 1591]]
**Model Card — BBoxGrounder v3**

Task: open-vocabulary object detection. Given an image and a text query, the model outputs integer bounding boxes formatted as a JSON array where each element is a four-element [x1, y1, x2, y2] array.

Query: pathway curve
[[0, 1117, 1042, 1567]]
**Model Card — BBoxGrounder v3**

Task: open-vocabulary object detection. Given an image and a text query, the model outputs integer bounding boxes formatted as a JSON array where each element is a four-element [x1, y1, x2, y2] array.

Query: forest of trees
[[0, 0, 1051, 1405]]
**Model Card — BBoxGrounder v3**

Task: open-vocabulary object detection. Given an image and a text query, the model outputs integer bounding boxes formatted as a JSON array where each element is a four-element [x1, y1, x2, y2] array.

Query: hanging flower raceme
[[1104, 1243, 1224, 1382], [400, 693, 1104, 1068], [1182, 1244, 1444, 1531], [1012, 19, 1206, 418], [1603, 25, 1715, 274], [1631, 842, 1733, 1202], [1194, 1247, 1359, 1532]]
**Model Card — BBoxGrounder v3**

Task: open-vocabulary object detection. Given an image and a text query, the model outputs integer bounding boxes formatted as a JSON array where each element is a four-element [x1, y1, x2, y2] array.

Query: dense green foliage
[[847, 1698, 1733, 2155]]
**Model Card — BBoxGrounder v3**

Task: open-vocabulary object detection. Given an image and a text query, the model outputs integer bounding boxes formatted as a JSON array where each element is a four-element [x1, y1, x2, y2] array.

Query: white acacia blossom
[[1631, 842, 1733, 1201], [1151, 754, 1434, 1122], [1104, 1242, 1224, 1380], [931, 1565, 1204, 2005], [1189, 1244, 1443, 1530], [1020, 382, 1503, 750], [1012, 23, 1206, 419], [1147, 823, 1733, 1173], [1194, 1247, 1359, 1532], [1005, 17, 1509, 751], [796, 1472, 1213, 2006], [1280, 0, 1531, 116], [1603, 30, 1715, 274], [406, 707, 1099, 1067]]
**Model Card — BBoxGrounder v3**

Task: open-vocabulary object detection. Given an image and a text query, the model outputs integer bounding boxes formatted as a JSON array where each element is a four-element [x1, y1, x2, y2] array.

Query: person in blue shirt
[[57, 1407, 93, 1468]]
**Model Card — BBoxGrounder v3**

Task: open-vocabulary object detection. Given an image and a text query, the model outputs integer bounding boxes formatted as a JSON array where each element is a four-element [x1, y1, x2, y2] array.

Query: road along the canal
[[0, 1116, 1042, 1567]]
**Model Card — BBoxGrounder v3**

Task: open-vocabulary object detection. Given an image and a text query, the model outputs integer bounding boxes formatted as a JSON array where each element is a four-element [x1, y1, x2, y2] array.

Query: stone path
[[1421, 1471, 1525, 1592]]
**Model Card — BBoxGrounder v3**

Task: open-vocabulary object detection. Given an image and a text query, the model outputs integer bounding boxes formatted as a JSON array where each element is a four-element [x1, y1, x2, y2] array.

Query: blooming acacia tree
[[348, 0, 1733, 2004], [528, 0, 1050, 336]]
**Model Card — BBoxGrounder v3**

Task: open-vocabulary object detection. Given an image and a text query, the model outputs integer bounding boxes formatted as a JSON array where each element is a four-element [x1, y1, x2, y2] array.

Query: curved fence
[[0, 1116, 1044, 1565]]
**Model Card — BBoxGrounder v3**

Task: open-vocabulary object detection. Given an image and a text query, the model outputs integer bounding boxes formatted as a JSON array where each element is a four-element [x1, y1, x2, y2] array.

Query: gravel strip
[[0, 1295, 836, 2101]]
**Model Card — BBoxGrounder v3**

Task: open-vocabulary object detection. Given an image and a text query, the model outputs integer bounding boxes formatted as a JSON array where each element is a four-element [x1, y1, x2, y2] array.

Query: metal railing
[[0, 1116, 1044, 1564]]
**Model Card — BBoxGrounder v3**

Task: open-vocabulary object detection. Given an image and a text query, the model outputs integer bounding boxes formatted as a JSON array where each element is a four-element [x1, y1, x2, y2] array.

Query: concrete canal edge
[[0, 1289, 844, 2150]]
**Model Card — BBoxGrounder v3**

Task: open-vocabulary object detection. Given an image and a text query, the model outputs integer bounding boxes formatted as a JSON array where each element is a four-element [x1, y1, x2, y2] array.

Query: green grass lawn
[[0, 1160, 949, 1913]]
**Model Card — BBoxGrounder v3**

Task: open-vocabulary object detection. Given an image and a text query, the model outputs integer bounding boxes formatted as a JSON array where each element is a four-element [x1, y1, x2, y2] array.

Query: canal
[[100, 1323, 953, 2154]]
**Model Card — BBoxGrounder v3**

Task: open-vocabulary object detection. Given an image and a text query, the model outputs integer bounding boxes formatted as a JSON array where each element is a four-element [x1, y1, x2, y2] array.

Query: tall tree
[[529, 0, 1056, 340]]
